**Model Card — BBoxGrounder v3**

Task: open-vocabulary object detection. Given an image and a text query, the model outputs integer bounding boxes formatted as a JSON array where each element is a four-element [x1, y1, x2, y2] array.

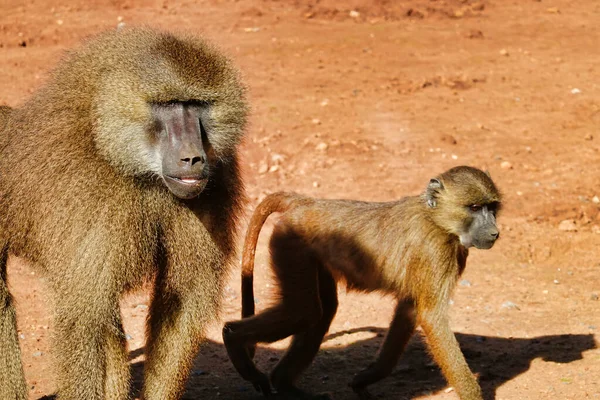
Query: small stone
[[451, 154, 458, 160], [590, 293, 599, 301], [315, 142, 328, 151], [257, 162, 268, 174], [444, 387, 455, 393], [546, 7, 560, 13], [32, 351, 43, 357], [56, 19, 64, 25], [349, 10, 360, 18], [593, 196, 599, 204], [459, 279, 472, 287], [553, 279, 560, 284], [584, 133, 593, 141], [268, 165, 279, 173], [313, 181, 320, 188], [571, 88, 581, 94], [500, 161, 512, 169], [501, 301, 520, 310], [499, 49, 509, 56], [311, 118, 321, 125], [558, 219, 577, 232]]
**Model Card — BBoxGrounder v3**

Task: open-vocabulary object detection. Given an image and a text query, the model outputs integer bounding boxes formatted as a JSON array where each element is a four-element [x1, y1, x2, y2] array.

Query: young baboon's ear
[[484, 169, 492, 178], [426, 178, 444, 208]]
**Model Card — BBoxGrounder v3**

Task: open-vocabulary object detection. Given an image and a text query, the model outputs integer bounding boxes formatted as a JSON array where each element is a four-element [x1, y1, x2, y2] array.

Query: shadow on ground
[[95, 329, 595, 400]]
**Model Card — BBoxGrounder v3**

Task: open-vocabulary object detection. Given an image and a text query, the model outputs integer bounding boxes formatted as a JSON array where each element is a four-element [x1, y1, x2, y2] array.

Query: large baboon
[[223, 166, 502, 400], [0, 27, 247, 400]]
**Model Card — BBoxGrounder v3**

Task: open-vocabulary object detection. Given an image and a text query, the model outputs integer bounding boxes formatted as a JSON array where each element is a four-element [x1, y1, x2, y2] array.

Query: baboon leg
[[0, 242, 27, 400], [53, 288, 124, 399], [269, 267, 338, 399], [223, 230, 323, 394], [142, 270, 221, 400], [350, 300, 416, 398], [104, 312, 131, 399], [419, 309, 482, 400]]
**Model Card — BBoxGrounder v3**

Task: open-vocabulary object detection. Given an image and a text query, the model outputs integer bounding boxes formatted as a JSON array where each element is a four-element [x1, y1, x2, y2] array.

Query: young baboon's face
[[426, 165, 502, 249], [458, 202, 500, 249], [150, 102, 213, 199]]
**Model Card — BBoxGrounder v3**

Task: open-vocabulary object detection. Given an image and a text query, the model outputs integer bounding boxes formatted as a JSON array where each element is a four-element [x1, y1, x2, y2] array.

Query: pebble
[[592, 196, 600, 204], [500, 161, 512, 169], [32, 351, 43, 357], [459, 279, 472, 287], [590, 293, 599, 301], [501, 301, 520, 310], [349, 10, 360, 18], [257, 162, 268, 174], [499, 49, 509, 56], [315, 142, 328, 151], [571, 88, 581, 94], [558, 219, 577, 232]]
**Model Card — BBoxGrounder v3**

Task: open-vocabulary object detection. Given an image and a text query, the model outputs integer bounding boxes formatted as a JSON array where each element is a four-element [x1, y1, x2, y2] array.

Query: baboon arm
[[0, 243, 27, 400], [143, 254, 224, 400], [419, 310, 482, 400], [350, 300, 416, 393]]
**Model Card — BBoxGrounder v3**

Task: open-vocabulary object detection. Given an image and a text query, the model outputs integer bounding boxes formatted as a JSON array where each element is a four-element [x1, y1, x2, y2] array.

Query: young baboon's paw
[[251, 371, 272, 396]]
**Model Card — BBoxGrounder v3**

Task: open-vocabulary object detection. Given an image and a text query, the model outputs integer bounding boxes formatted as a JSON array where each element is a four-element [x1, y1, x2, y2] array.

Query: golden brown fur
[[0, 27, 247, 400], [224, 166, 502, 400]]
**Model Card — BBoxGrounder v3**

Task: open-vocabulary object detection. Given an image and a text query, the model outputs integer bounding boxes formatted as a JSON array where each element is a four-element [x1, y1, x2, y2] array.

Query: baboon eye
[[469, 204, 482, 212]]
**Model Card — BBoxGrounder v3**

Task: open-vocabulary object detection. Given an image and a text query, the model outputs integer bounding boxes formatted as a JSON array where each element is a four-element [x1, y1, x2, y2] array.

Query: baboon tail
[[0, 243, 27, 400], [241, 192, 305, 319]]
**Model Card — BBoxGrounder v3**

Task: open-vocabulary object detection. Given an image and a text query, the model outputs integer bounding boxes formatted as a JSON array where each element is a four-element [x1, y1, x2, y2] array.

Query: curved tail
[[241, 192, 304, 319]]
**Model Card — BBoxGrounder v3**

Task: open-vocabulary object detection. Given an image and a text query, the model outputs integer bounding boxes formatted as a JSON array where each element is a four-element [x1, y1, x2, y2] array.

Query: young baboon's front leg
[[350, 300, 416, 399], [269, 268, 338, 400], [419, 309, 482, 400]]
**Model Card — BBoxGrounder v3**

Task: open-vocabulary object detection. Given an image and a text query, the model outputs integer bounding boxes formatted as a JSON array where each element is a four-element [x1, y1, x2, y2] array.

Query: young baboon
[[223, 166, 502, 400], [0, 27, 247, 400]]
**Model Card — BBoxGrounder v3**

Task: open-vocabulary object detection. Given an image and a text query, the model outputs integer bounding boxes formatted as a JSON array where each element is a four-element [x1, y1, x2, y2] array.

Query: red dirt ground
[[1, 0, 599, 399]]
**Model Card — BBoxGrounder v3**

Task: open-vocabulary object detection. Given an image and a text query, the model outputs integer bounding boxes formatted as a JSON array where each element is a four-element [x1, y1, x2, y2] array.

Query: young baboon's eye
[[469, 204, 482, 212]]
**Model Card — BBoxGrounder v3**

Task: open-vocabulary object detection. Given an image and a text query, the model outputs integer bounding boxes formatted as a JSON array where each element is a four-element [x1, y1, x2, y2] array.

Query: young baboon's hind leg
[[270, 267, 338, 400], [223, 226, 324, 396], [350, 300, 416, 400], [0, 242, 27, 400]]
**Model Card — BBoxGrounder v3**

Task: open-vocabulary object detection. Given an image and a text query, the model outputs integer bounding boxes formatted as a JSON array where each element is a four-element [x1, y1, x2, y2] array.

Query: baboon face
[[151, 102, 212, 199], [459, 202, 500, 249], [426, 166, 502, 249]]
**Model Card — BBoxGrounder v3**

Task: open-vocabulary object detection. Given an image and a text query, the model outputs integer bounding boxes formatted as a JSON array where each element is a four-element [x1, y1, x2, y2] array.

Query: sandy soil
[[1, 0, 599, 399]]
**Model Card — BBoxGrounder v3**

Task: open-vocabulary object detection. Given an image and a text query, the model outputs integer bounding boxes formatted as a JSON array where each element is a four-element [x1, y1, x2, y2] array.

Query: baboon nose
[[180, 155, 205, 166], [490, 231, 499, 239]]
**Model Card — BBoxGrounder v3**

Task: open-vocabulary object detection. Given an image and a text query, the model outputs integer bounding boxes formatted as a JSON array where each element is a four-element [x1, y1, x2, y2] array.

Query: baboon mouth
[[165, 176, 208, 186]]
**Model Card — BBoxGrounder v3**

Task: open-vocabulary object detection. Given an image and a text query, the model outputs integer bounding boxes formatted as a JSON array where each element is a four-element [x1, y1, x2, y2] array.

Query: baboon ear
[[484, 169, 492, 178], [426, 178, 444, 208]]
